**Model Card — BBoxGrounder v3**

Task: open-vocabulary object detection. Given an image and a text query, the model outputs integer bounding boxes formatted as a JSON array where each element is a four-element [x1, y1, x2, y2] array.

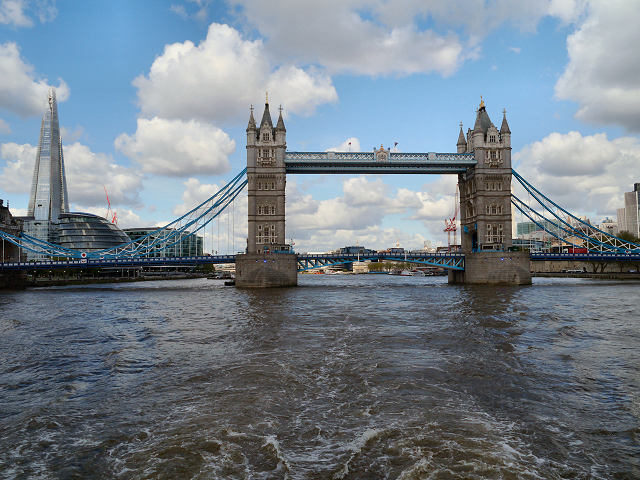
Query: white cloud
[[285, 175, 455, 251], [0, 0, 32, 27], [0, 118, 11, 134], [327, 137, 362, 152], [0, 142, 35, 193], [229, 0, 588, 78], [115, 117, 235, 177], [172, 177, 223, 216], [0, 42, 69, 117], [555, 0, 640, 132], [133, 23, 337, 123], [0, 141, 144, 208], [231, 0, 469, 77], [514, 131, 640, 217], [60, 125, 84, 143], [170, 4, 188, 19], [0, 0, 57, 27], [63, 142, 144, 208]]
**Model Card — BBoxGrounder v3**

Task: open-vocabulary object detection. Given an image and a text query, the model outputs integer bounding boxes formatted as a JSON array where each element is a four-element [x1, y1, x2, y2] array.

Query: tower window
[[262, 133, 270, 141]]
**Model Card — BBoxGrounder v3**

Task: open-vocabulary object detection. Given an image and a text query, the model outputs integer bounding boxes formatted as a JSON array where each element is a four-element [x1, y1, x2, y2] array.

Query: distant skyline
[[1, 0, 640, 254]]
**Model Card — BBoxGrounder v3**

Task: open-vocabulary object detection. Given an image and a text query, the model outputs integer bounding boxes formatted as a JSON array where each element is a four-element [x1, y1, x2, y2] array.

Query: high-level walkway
[[284, 152, 476, 174]]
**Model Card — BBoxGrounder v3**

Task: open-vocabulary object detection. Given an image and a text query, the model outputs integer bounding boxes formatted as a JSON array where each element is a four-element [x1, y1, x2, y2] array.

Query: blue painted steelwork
[[512, 169, 640, 253], [285, 152, 475, 174], [0, 169, 248, 260], [531, 252, 640, 262], [4, 251, 640, 272], [296, 252, 465, 271], [0, 255, 236, 271]]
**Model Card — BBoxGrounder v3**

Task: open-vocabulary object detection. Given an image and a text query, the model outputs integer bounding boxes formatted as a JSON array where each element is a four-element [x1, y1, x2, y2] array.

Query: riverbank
[[533, 272, 640, 280], [27, 273, 209, 288]]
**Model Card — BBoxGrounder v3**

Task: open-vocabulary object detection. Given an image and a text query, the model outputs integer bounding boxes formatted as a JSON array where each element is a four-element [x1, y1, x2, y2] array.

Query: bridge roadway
[[1, 252, 638, 273], [284, 152, 476, 174]]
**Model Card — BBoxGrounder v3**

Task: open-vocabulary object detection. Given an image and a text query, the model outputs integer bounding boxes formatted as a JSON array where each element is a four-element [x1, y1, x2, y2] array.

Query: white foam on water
[[261, 434, 292, 476], [332, 428, 384, 479]]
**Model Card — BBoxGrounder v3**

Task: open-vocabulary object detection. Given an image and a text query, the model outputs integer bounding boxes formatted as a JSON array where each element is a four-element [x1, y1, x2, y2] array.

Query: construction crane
[[443, 186, 459, 252], [103, 185, 117, 226]]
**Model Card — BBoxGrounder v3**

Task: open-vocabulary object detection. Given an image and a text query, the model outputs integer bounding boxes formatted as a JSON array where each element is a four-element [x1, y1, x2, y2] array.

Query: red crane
[[103, 185, 117, 226], [443, 186, 459, 252]]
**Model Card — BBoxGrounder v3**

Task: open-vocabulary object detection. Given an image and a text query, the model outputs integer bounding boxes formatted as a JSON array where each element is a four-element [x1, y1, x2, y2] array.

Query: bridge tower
[[235, 96, 298, 287], [450, 97, 531, 284]]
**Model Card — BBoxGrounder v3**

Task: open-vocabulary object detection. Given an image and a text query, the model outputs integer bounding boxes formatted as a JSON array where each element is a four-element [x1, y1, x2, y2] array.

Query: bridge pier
[[448, 251, 531, 285], [235, 253, 298, 288], [0, 271, 27, 290]]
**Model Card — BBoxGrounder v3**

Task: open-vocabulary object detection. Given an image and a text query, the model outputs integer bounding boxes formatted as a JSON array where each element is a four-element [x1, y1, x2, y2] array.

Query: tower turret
[[457, 122, 467, 153]]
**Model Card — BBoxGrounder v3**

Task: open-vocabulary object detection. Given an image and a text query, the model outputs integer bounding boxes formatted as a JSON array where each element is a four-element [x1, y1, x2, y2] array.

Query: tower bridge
[[237, 96, 531, 287], [3, 96, 640, 288]]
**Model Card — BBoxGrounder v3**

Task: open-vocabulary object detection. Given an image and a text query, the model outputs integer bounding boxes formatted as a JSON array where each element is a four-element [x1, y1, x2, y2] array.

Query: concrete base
[[235, 253, 298, 288], [449, 251, 532, 285], [0, 271, 27, 290]]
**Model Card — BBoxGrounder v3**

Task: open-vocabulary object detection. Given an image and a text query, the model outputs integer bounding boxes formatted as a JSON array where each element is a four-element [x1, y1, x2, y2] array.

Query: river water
[[0, 275, 639, 479]]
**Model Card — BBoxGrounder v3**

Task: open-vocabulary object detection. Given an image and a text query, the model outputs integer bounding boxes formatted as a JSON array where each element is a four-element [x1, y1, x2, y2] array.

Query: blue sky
[[1, 0, 639, 254]]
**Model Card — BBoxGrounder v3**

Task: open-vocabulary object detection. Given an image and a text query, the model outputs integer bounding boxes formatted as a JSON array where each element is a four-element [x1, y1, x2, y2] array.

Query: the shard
[[28, 87, 70, 224], [21, 88, 70, 257]]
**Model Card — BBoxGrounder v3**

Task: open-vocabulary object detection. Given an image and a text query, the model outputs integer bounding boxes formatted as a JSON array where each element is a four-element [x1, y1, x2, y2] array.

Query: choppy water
[[1, 275, 639, 479]]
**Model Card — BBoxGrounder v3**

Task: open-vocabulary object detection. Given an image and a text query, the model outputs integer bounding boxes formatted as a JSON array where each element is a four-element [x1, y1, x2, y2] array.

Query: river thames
[[1, 275, 639, 479]]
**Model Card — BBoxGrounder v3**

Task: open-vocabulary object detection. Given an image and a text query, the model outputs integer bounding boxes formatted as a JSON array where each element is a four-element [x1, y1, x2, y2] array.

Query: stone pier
[[449, 251, 531, 285], [235, 253, 298, 288]]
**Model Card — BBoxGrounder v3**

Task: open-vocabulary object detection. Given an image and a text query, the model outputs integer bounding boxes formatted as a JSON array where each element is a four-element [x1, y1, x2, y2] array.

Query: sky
[[1, 0, 640, 255]]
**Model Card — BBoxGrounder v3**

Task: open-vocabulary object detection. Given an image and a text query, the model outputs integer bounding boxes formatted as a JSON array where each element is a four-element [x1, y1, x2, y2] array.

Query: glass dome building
[[57, 213, 130, 252]]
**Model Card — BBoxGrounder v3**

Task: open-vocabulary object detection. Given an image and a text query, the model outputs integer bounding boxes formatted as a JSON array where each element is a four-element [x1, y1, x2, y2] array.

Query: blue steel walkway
[[2, 252, 639, 273]]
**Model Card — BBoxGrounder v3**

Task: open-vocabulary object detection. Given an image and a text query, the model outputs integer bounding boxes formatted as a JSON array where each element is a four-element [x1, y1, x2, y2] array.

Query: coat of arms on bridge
[[375, 145, 389, 161]]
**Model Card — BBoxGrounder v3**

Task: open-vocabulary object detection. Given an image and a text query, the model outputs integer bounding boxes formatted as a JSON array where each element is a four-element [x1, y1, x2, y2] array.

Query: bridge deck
[[2, 252, 638, 272], [285, 152, 476, 174]]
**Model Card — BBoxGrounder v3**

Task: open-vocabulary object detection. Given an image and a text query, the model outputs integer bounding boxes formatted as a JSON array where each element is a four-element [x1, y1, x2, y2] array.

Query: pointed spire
[[260, 94, 273, 129], [473, 96, 492, 134], [457, 122, 466, 146], [246, 104, 256, 132], [500, 108, 511, 134], [276, 104, 285, 131]]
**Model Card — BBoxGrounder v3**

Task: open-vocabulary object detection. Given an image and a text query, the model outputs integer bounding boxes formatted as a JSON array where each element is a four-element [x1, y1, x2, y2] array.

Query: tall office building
[[21, 88, 129, 260], [23, 88, 70, 250], [623, 183, 640, 238]]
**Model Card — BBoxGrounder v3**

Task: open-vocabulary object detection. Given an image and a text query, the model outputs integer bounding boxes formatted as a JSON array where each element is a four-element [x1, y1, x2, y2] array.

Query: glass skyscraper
[[23, 88, 70, 256]]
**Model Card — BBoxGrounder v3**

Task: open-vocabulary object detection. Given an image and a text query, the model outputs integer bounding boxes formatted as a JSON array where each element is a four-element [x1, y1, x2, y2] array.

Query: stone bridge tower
[[245, 97, 288, 254], [456, 97, 513, 252], [451, 97, 531, 284], [235, 96, 298, 287]]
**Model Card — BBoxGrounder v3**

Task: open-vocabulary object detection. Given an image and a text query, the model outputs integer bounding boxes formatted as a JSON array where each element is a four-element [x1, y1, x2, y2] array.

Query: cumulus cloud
[[327, 137, 361, 153], [170, 177, 248, 254], [133, 23, 337, 123], [285, 175, 455, 251], [172, 177, 224, 216], [0, 42, 69, 117], [63, 142, 144, 208], [115, 117, 235, 177], [229, 0, 586, 78], [0, 142, 35, 194], [0, 141, 144, 208], [514, 131, 640, 216], [555, 0, 640, 132], [231, 0, 468, 77]]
